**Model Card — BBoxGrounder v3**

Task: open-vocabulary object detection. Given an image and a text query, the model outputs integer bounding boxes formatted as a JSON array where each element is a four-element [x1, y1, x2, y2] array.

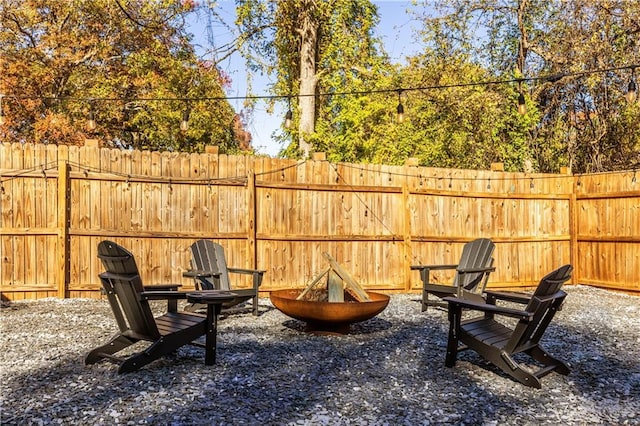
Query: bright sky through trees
[[188, 0, 422, 156]]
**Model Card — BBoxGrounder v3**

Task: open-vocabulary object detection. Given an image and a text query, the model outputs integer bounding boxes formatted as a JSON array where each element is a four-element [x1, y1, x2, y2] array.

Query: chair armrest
[[411, 264, 458, 271], [412, 264, 459, 292], [456, 266, 496, 274], [485, 290, 531, 304], [227, 267, 266, 275], [536, 290, 567, 303], [143, 284, 181, 291], [183, 270, 221, 279], [139, 291, 190, 301], [443, 296, 534, 321], [227, 267, 265, 290]]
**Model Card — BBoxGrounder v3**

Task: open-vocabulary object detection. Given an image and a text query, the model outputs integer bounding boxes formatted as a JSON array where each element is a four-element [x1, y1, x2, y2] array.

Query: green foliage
[[235, 0, 620, 171], [0, 0, 240, 152], [413, 0, 640, 172], [198, 0, 640, 171], [235, 0, 387, 158], [7, 0, 635, 172], [310, 51, 548, 172]]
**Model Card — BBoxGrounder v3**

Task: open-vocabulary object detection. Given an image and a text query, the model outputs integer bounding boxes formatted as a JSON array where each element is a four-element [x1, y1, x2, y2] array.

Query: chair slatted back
[[505, 264, 573, 352], [97, 240, 160, 340], [189, 240, 231, 291], [454, 238, 495, 291]]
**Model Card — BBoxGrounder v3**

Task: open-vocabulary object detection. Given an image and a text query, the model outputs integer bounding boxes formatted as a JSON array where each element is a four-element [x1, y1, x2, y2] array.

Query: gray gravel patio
[[1, 285, 639, 425]]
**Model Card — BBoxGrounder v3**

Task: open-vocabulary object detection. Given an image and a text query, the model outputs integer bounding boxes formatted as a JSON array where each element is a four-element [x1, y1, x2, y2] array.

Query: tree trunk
[[298, 3, 318, 158]]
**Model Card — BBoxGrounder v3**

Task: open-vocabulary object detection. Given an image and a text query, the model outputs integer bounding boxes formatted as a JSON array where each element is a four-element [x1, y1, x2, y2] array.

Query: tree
[[530, 0, 640, 172], [414, 0, 640, 172], [234, 0, 386, 158], [0, 0, 247, 153], [299, 1, 541, 170]]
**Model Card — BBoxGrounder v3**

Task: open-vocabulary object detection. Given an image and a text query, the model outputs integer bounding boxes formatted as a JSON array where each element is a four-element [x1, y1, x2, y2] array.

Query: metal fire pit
[[269, 289, 390, 335]]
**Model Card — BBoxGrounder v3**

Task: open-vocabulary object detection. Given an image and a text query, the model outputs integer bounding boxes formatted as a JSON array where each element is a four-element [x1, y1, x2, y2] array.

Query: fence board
[[1, 142, 637, 299]]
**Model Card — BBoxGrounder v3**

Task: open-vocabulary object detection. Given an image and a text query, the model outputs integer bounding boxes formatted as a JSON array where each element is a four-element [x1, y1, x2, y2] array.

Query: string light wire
[[2, 158, 637, 200], [3, 63, 638, 131], [6, 64, 638, 105]]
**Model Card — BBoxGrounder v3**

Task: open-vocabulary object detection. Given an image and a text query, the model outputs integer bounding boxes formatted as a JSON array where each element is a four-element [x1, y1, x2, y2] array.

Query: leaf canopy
[[0, 0, 244, 153]]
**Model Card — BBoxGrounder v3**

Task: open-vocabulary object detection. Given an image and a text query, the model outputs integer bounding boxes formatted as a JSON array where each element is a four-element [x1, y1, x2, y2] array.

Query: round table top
[[186, 290, 238, 303]]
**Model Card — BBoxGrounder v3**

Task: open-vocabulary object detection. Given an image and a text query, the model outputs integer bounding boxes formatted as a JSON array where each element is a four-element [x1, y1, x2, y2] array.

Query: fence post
[[57, 159, 70, 298], [569, 191, 578, 286], [402, 182, 414, 291], [247, 170, 257, 270], [311, 152, 326, 161]]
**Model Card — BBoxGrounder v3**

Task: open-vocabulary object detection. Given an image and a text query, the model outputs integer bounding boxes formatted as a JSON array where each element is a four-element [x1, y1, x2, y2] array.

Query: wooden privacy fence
[[1, 141, 638, 300]]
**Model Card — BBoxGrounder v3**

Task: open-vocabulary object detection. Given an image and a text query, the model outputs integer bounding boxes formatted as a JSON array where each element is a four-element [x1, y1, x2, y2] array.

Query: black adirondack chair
[[184, 240, 265, 315], [444, 264, 573, 389], [86, 241, 211, 373], [411, 238, 495, 311]]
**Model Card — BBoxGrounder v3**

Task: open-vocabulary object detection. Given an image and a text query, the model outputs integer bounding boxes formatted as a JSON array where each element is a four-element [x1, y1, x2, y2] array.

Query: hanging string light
[[284, 109, 293, 129], [517, 81, 527, 115], [627, 67, 637, 104], [3, 63, 638, 134], [180, 106, 190, 132], [86, 101, 97, 131], [284, 97, 293, 129], [517, 92, 527, 115], [396, 89, 405, 123]]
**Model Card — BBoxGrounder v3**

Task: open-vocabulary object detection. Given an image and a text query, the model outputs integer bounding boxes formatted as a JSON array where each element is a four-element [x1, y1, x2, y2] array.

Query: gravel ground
[[1, 285, 639, 425]]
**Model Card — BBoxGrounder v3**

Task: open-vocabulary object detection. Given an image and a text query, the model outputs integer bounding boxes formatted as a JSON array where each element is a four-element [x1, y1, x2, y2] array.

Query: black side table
[[186, 290, 238, 365]]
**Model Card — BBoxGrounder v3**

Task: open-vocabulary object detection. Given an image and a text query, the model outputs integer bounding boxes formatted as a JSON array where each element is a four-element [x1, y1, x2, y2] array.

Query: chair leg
[[117, 324, 207, 373], [445, 304, 461, 367], [420, 269, 429, 312], [85, 334, 138, 365], [117, 337, 179, 373], [528, 345, 570, 376], [506, 365, 543, 389], [486, 351, 543, 389], [252, 294, 259, 316], [119, 350, 160, 374], [422, 289, 429, 312]]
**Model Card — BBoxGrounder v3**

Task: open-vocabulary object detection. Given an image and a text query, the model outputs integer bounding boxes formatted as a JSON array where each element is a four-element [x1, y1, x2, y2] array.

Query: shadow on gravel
[[1, 290, 639, 425], [279, 316, 393, 335]]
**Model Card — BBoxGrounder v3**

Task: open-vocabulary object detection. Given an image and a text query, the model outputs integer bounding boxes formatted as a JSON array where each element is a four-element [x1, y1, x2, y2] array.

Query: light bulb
[[397, 103, 405, 123], [86, 111, 97, 131], [626, 79, 637, 104], [284, 109, 293, 129], [180, 109, 190, 132], [396, 90, 405, 123], [517, 92, 527, 115]]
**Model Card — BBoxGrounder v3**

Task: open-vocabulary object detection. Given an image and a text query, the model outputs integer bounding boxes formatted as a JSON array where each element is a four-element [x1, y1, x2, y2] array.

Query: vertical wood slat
[[57, 159, 70, 298], [247, 170, 257, 269], [569, 192, 578, 285], [1, 142, 638, 299], [402, 183, 413, 291]]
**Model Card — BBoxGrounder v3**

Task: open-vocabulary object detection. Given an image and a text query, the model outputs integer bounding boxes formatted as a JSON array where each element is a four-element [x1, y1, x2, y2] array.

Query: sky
[[188, 1, 425, 157]]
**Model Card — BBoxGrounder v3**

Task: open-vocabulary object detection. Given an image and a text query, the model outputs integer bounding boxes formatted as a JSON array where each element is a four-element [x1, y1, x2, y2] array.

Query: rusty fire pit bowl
[[269, 289, 390, 335]]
